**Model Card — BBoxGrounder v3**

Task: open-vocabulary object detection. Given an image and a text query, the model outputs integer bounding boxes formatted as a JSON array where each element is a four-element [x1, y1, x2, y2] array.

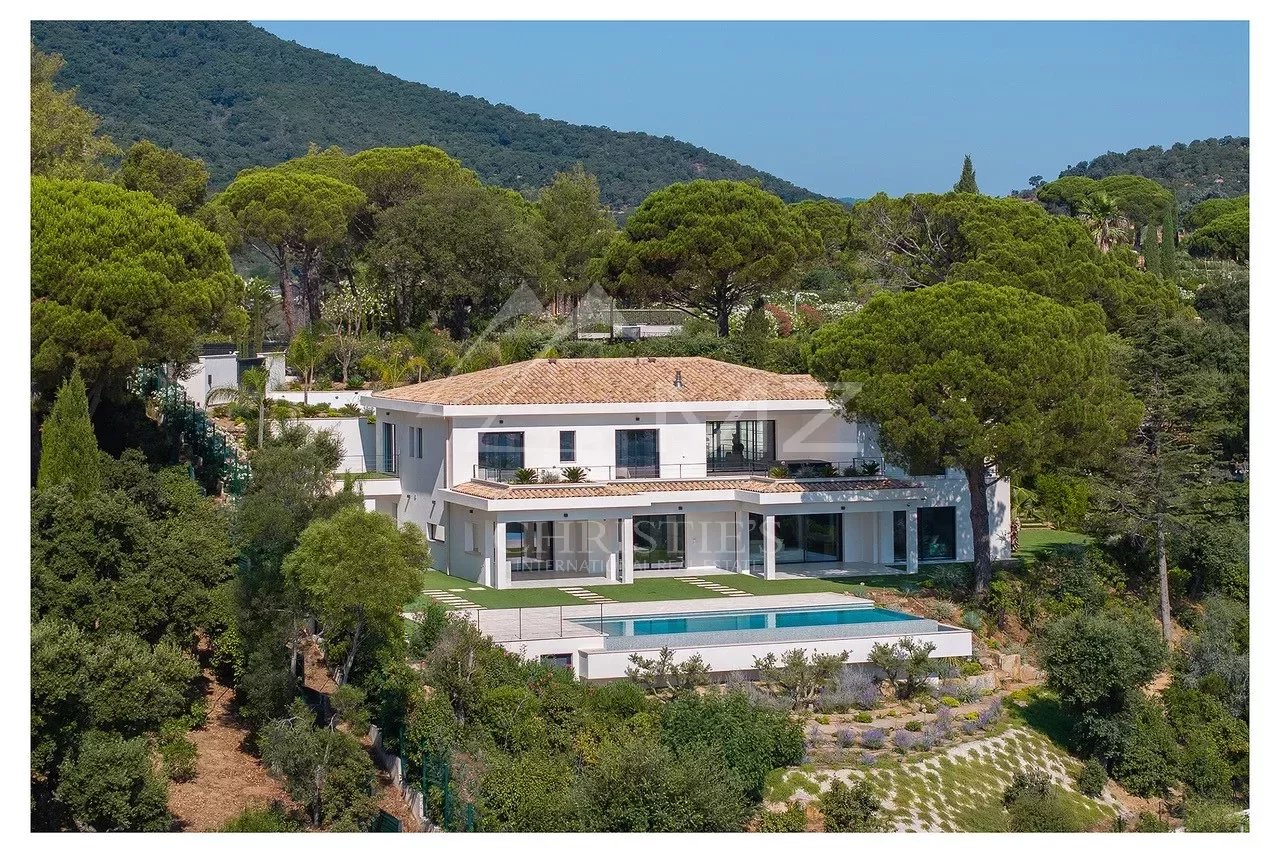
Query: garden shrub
[[757, 801, 808, 832], [892, 730, 919, 752], [861, 728, 886, 749], [905, 720, 923, 732], [157, 721, 197, 782], [1182, 799, 1247, 833], [818, 779, 885, 832], [1077, 758, 1106, 798], [854, 712, 873, 724], [836, 728, 857, 748], [222, 802, 302, 832], [1002, 770, 1082, 832], [941, 696, 960, 708]]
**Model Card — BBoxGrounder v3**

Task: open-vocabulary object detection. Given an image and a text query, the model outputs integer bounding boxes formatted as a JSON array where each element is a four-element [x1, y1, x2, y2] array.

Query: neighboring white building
[[177, 343, 287, 408], [363, 357, 1011, 589]]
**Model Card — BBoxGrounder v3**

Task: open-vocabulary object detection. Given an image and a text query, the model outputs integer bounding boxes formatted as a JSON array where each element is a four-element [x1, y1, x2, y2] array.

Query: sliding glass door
[[706, 420, 776, 472], [633, 514, 685, 570], [774, 513, 842, 563], [615, 429, 659, 478], [506, 521, 555, 572]]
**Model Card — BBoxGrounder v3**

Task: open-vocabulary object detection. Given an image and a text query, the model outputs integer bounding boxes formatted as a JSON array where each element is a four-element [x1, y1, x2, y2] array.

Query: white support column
[[762, 513, 777, 580], [904, 507, 919, 574], [620, 517, 635, 584], [734, 510, 751, 574], [840, 512, 856, 564], [493, 520, 510, 589]]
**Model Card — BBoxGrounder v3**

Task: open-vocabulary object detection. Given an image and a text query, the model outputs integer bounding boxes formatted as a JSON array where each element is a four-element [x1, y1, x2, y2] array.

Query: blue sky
[[255, 20, 1249, 199]]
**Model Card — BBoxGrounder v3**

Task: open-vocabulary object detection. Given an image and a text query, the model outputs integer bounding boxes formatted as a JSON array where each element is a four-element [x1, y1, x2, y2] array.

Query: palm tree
[[1078, 191, 1126, 253], [208, 366, 270, 449], [360, 336, 415, 389], [286, 327, 327, 404], [240, 276, 276, 358], [406, 325, 457, 383]]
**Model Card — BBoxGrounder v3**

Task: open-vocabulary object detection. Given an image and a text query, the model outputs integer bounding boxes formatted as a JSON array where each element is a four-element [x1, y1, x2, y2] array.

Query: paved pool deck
[[452, 591, 872, 644]]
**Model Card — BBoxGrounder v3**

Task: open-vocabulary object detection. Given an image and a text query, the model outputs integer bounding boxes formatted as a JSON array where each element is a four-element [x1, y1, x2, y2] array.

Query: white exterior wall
[[285, 416, 374, 473], [367, 396, 1012, 579], [179, 350, 287, 409], [268, 390, 366, 408]]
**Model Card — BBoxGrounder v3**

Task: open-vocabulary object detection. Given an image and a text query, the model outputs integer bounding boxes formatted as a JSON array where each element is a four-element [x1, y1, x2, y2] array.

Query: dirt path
[[167, 668, 296, 831]]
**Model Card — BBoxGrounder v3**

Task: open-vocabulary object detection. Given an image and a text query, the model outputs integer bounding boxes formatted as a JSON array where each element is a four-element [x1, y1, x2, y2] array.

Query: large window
[[506, 521, 554, 572], [615, 429, 659, 478], [633, 515, 685, 570], [918, 507, 957, 561], [706, 420, 776, 472], [893, 507, 958, 562], [775, 514, 842, 563], [478, 432, 524, 478]]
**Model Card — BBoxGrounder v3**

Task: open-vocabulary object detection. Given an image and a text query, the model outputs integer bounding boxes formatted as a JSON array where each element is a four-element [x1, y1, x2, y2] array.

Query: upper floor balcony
[[472, 456, 890, 486]]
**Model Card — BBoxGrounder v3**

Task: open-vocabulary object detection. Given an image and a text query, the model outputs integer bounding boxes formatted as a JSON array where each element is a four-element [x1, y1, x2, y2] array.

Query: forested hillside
[[1058, 137, 1248, 208], [29, 20, 821, 211]]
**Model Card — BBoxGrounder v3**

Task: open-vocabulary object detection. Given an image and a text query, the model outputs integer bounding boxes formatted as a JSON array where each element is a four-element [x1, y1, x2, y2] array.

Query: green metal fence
[[131, 366, 251, 496]]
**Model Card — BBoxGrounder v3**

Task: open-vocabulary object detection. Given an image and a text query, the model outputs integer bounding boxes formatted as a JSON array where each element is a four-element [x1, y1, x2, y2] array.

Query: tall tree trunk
[[716, 302, 730, 337], [277, 250, 296, 339], [1156, 514, 1173, 646], [966, 463, 994, 595], [339, 616, 363, 687]]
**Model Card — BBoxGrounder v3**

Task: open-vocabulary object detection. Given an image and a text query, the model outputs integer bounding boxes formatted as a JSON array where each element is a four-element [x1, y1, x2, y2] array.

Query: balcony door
[[615, 429, 659, 478]]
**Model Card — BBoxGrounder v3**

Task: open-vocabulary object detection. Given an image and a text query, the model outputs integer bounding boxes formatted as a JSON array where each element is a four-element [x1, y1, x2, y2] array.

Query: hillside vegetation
[[29, 20, 821, 211], [1057, 137, 1248, 209]]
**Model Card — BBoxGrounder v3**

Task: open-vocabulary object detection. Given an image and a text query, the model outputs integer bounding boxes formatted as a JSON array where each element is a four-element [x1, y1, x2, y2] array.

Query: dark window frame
[[478, 431, 525, 475], [559, 430, 576, 463]]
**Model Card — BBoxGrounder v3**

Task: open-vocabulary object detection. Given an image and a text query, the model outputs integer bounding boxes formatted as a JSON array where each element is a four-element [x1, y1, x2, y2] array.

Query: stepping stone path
[[677, 577, 753, 597], [559, 587, 614, 604], [422, 589, 483, 609]]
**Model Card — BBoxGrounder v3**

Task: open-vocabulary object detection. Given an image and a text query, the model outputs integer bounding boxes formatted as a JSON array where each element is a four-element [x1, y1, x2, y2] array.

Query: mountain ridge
[[30, 20, 823, 210]]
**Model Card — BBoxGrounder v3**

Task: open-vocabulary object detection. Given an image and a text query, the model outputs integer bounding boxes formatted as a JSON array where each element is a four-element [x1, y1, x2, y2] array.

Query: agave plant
[[561, 466, 588, 483], [768, 465, 788, 479]]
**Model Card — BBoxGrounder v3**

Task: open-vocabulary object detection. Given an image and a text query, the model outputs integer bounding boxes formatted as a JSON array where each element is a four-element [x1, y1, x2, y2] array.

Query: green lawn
[[1015, 528, 1091, 560], [606, 578, 726, 602], [414, 567, 953, 610]]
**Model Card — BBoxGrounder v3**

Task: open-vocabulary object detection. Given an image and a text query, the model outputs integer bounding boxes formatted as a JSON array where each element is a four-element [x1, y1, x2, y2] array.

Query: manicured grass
[[1015, 528, 1091, 560], [604, 578, 722, 602], [466, 587, 587, 608]]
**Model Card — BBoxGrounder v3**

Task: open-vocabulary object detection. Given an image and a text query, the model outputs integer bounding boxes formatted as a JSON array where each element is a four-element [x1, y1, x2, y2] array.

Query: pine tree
[[953, 154, 979, 193], [1160, 209, 1178, 281], [37, 369, 101, 496], [1142, 223, 1162, 278]]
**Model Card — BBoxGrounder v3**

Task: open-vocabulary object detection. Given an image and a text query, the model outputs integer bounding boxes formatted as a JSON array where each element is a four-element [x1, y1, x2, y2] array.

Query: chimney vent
[[673, 370, 684, 389]]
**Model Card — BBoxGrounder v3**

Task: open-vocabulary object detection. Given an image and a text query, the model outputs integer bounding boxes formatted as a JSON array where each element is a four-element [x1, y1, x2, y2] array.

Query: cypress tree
[[1142, 223, 1161, 278], [37, 369, 101, 496], [953, 154, 979, 193], [1160, 209, 1178, 280]]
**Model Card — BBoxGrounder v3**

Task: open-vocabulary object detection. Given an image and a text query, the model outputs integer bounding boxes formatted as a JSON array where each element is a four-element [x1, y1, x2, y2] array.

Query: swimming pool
[[588, 605, 923, 638]]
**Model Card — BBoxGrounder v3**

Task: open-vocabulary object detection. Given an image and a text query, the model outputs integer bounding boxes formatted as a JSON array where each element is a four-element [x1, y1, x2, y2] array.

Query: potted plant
[[768, 465, 788, 479]]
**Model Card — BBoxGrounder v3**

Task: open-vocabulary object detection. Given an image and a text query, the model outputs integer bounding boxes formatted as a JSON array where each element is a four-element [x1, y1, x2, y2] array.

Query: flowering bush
[[892, 730, 920, 752], [836, 728, 857, 748], [977, 698, 1003, 729], [763, 303, 794, 337], [861, 728, 887, 749]]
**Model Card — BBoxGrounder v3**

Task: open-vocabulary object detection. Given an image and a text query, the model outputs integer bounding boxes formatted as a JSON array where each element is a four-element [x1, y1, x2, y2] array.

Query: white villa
[[360, 356, 1011, 590]]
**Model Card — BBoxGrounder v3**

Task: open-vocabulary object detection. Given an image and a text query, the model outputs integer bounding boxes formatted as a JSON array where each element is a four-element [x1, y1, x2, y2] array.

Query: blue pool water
[[590, 606, 921, 637]]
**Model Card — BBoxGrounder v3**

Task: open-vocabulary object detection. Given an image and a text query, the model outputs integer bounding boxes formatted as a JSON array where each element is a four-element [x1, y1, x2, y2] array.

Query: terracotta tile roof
[[371, 357, 830, 406], [449, 476, 918, 501]]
